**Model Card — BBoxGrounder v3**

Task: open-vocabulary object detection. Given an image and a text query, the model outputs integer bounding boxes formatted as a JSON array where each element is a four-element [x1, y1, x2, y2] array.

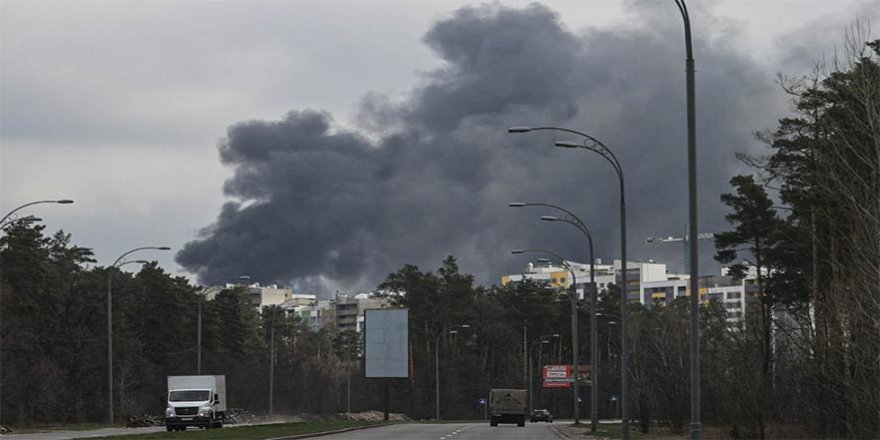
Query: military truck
[[488, 388, 527, 427]]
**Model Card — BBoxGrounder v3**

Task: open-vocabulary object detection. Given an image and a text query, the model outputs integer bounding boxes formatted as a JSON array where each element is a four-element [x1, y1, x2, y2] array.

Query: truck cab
[[165, 375, 226, 431]]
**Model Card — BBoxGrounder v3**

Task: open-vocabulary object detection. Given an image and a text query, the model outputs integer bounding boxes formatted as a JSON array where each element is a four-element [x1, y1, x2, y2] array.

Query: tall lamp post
[[528, 334, 559, 412], [509, 202, 600, 430], [435, 324, 470, 420], [269, 307, 276, 416], [198, 275, 250, 375], [596, 314, 621, 418], [672, 1, 702, 438], [108, 246, 170, 424], [509, 126, 628, 437], [511, 249, 581, 423], [0, 198, 73, 426]]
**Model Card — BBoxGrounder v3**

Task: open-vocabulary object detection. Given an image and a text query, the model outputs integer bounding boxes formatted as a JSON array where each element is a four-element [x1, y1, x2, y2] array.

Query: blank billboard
[[364, 308, 409, 378]]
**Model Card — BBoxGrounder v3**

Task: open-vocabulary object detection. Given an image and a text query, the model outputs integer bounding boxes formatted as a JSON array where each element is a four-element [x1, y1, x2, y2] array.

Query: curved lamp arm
[[1, 199, 74, 227], [509, 202, 592, 241], [541, 215, 593, 245], [112, 246, 171, 267], [508, 125, 623, 189]]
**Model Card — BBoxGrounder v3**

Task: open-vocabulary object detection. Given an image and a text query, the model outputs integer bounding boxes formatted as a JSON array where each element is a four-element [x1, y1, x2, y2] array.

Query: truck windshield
[[169, 390, 210, 402]]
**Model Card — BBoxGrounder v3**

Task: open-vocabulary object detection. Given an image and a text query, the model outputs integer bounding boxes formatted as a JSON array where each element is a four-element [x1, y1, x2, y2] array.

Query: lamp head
[[57, 199, 74, 204], [449, 330, 458, 335], [511, 249, 525, 255], [508, 202, 526, 207], [554, 141, 580, 149], [158, 247, 171, 251], [536, 258, 551, 264], [540, 215, 558, 222], [646, 237, 655, 244], [460, 324, 471, 329], [507, 127, 532, 133]]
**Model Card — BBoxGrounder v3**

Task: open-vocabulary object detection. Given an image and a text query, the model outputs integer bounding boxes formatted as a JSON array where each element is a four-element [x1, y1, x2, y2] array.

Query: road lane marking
[[441, 425, 472, 439]]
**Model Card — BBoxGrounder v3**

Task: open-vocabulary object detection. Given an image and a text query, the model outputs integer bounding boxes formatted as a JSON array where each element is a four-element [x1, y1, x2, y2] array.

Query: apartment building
[[502, 258, 672, 301], [245, 284, 293, 309], [335, 292, 389, 332], [288, 300, 336, 332]]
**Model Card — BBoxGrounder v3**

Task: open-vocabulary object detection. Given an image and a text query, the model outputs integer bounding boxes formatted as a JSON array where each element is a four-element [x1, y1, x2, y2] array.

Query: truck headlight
[[165, 407, 174, 417], [198, 406, 211, 416]]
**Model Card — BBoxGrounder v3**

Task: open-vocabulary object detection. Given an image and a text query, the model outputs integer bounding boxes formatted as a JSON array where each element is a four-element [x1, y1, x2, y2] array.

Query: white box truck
[[165, 375, 226, 431]]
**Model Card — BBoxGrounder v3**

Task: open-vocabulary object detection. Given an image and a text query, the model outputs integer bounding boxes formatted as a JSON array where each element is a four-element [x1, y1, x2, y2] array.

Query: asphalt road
[[3, 426, 166, 440], [311, 421, 567, 440], [1, 421, 568, 440]]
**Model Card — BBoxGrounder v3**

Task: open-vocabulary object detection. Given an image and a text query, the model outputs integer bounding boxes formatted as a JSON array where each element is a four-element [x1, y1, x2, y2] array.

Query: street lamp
[[107, 246, 170, 424], [595, 315, 622, 420], [0, 199, 74, 228], [528, 334, 560, 412], [435, 324, 470, 420], [509, 125, 629, 437], [511, 248, 581, 424], [509, 201, 600, 430], [198, 275, 251, 374], [0, 198, 73, 426], [671, 1, 702, 438], [268, 306, 277, 416]]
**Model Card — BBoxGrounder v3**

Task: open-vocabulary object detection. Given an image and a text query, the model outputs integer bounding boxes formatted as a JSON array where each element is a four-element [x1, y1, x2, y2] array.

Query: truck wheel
[[490, 421, 497, 427], [166, 426, 173, 432], [518, 420, 525, 427]]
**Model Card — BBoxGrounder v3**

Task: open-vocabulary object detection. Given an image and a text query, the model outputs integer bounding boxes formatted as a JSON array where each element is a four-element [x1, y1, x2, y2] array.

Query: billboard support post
[[384, 380, 390, 421]]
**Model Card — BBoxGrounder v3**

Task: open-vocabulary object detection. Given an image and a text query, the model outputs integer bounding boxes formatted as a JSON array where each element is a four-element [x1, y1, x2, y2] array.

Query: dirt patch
[[555, 423, 687, 439], [335, 410, 410, 422]]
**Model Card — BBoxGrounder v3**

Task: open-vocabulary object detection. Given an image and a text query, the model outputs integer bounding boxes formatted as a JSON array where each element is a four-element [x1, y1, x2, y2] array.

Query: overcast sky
[[2, 0, 876, 295]]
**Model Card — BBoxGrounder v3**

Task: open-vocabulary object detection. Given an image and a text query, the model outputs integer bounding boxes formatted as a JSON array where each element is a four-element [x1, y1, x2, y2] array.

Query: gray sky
[[1, 0, 876, 295]]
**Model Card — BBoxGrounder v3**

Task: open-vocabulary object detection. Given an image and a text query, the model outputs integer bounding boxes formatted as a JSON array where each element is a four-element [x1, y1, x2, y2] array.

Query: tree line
[[0, 32, 877, 439]]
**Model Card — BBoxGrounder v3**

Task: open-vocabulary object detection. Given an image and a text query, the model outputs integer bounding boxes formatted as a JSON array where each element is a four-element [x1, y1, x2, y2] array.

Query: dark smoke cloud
[[177, 2, 779, 294]]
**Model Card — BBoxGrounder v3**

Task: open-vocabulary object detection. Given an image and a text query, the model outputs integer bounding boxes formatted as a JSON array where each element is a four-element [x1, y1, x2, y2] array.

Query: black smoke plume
[[177, 3, 777, 293]]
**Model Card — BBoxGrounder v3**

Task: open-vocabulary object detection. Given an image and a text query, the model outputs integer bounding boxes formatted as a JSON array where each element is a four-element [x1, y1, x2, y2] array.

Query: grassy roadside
[[566, 423, 686, 439], [89, 420, 389, 440], [6, 423, 116, 434]]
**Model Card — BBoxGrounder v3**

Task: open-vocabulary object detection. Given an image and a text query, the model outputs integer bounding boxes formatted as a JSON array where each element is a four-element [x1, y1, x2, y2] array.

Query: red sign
[[578, 365, 592, 384], [542, 364, 572, 388]]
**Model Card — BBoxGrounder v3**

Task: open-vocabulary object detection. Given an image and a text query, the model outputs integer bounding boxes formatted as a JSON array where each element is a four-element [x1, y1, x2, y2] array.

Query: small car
[[530, 409, 553, 423]]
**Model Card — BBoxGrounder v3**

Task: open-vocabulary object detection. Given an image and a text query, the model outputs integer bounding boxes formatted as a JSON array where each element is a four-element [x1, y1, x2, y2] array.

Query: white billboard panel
[[364, 308, 409, 378]]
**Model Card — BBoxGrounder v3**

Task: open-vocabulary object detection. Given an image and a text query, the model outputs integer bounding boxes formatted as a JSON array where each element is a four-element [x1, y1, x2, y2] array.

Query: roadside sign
[[542, 364, 573, 388], [478, 397, 487, 405], [364, 309, 409, 378], [610, 395, 618, 402]]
